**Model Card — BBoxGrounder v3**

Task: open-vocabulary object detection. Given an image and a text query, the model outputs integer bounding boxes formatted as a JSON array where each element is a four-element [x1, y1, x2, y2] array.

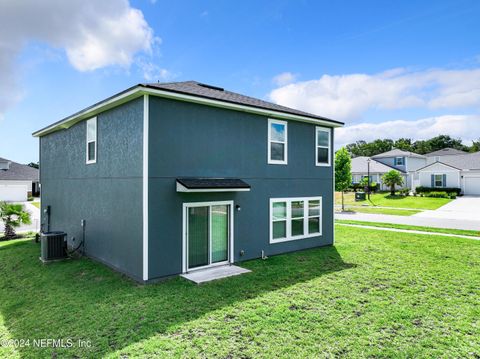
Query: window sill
[[315, 162, 331, 167], [268, 160, 288, 165], [270, 232, 322, 244]]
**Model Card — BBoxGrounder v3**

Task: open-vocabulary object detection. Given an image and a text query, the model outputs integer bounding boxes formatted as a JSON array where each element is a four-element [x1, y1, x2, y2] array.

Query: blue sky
[[1, 0, 480, 163]]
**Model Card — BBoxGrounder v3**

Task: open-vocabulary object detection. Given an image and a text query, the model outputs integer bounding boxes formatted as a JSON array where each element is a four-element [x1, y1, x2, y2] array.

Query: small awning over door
[[176, 178, 251, 193]]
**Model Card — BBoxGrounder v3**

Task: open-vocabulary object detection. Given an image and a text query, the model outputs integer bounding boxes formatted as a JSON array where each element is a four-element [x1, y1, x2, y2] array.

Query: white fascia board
[[33, 86, 343, 137]]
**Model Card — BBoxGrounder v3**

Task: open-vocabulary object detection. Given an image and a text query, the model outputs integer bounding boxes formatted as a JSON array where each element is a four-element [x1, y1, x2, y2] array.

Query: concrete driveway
[[0, 201, 40, 234], [414, 196, 480, 221]]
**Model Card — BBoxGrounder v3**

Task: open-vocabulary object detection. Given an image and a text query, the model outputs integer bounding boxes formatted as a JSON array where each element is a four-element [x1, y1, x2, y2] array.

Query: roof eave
[[33, 84, 343, 137]]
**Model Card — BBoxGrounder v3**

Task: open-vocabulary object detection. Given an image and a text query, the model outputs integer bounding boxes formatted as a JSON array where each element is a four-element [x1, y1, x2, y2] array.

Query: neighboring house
[[416, 151, 480, 195], [0, 157, 39, 201], [353, 147, 480, 195], [372, 149, 427, 190], [351, 156, 407, 191], [33, 81, 343, 283]]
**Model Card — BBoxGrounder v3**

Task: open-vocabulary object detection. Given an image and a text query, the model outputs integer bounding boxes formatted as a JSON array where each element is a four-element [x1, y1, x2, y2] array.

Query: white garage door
[[0, 184, 27, 201], [464, 177, 480, 195]]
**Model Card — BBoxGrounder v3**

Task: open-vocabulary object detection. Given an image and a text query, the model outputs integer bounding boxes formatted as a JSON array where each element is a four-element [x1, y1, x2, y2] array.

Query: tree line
[[345, 135, 480, 158]]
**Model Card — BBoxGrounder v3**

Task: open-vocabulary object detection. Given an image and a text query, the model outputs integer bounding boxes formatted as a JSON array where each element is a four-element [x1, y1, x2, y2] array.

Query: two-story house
[[371, 149, 427, 189], [351, 149, 426, 190], [33, 81, 343, 283]]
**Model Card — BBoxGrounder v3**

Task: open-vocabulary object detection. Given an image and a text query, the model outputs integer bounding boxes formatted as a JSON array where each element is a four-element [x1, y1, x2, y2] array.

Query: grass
[[345, 206, 421, 216], [335, 191, 452, 210], [30, 202, 40, 209], [336, 219, 480, 237], [1, 229, 479, 358]]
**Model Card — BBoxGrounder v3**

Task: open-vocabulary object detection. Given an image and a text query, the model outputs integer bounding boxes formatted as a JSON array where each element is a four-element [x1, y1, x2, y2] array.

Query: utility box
[[355, 192, 366, 201], [40, 231, 67, 262]]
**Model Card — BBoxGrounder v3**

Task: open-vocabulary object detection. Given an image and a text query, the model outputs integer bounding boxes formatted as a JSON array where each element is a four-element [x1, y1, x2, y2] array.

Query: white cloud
[[0, 0, 157, 115], [335, 115, 480, 148], [269, 67, 480, 121], [272, 72, 297, 86], [137, 59, 173, 82]]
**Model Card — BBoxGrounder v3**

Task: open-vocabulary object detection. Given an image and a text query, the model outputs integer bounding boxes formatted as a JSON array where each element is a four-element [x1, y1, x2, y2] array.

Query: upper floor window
[[268, 119, 287, 164], [316, 127, 331, 166], [394, 157, 404, 166], [86, 117, 97, 164]]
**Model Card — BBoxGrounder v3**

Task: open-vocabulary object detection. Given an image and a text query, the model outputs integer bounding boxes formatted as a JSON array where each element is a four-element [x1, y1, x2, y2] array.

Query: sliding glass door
[[186, 202, 231, 270]]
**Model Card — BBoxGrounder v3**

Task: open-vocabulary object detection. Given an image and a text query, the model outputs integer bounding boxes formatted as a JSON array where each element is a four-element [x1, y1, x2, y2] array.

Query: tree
[[394, 138, 414, 152], [381, 170, 404, 196], [335, 147, 352, 212], [0, 202, 31, 239], [27, 162, 39, 169], [470, 139, 480, 153]]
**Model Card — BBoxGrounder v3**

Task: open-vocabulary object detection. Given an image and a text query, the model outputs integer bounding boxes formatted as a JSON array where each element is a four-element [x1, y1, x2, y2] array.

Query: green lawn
[[1, 229, 479, 358], [336, 219, 480, 237], [346, 206, 421, 216], [30, 202, 40, 209], [335, 192, 452, 210]]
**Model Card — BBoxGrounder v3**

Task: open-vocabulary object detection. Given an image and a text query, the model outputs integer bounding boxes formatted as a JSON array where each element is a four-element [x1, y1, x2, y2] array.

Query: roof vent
[[197, 83, 224, 92]]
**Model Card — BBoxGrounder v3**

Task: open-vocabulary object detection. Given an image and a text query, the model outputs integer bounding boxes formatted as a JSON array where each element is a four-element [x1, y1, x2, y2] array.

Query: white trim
[[33, 86, 343, 137], [269, 196, 322, 244], [142, 95, 149, 281], [182, 200, 234, 274], [85, 117, 97, 164], [176, 182, 250, 192], [332, 139, 335, 245], [315, 126, 331, 167], [267, 119, 288, 165]]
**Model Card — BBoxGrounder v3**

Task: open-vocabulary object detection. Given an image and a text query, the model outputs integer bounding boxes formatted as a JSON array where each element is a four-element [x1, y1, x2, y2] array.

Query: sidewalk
[[335, 211, 480, 231], [336, 222, 480, 240]]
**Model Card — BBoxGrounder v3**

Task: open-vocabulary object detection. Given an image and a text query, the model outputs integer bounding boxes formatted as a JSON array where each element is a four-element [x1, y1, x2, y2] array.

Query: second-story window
[[394, 157, 404, 166], [268, 119, 287, 164], [86, 117, 97, 164], [316, 126, 331, 166]]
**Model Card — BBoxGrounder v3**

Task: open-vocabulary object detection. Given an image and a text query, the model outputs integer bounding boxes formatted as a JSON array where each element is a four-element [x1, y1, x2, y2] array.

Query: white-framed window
[[268, 119, 287, 164], [86, 117, 97, 164], [315, 127, 331, 166], [394, 157, 404, 166], [434, 174, 444, 187], [269, 196, 322, 243]]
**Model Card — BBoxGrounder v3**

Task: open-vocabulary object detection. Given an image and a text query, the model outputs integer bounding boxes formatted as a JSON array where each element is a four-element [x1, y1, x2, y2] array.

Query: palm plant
[[0, 202, 31, 239], [381, 170, 404, 196]]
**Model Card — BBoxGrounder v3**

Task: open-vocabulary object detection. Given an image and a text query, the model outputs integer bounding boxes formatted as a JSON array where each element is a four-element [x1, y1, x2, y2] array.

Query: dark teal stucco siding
[[148, 97, 334, 280], [40, 98, 144, 280]]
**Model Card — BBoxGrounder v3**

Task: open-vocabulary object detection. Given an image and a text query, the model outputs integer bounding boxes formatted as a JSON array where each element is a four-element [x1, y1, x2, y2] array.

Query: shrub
[[351, 182, 378, 192], [416, 186, 461, 195], [398, 188, 410, 196], [424, 191, 449, 198], [27, 196, 33, 201]]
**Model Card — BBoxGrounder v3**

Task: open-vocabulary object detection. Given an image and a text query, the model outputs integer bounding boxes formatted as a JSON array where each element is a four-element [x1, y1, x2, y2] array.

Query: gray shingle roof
[[177, 178, 250, 189], [425, 148, 467, 157], [143, 81, 342, 125], [351, 157, 406, 174], [371, 149, 426, 159], [430, 151, 480, 170], [0, 157, 39, 181]]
